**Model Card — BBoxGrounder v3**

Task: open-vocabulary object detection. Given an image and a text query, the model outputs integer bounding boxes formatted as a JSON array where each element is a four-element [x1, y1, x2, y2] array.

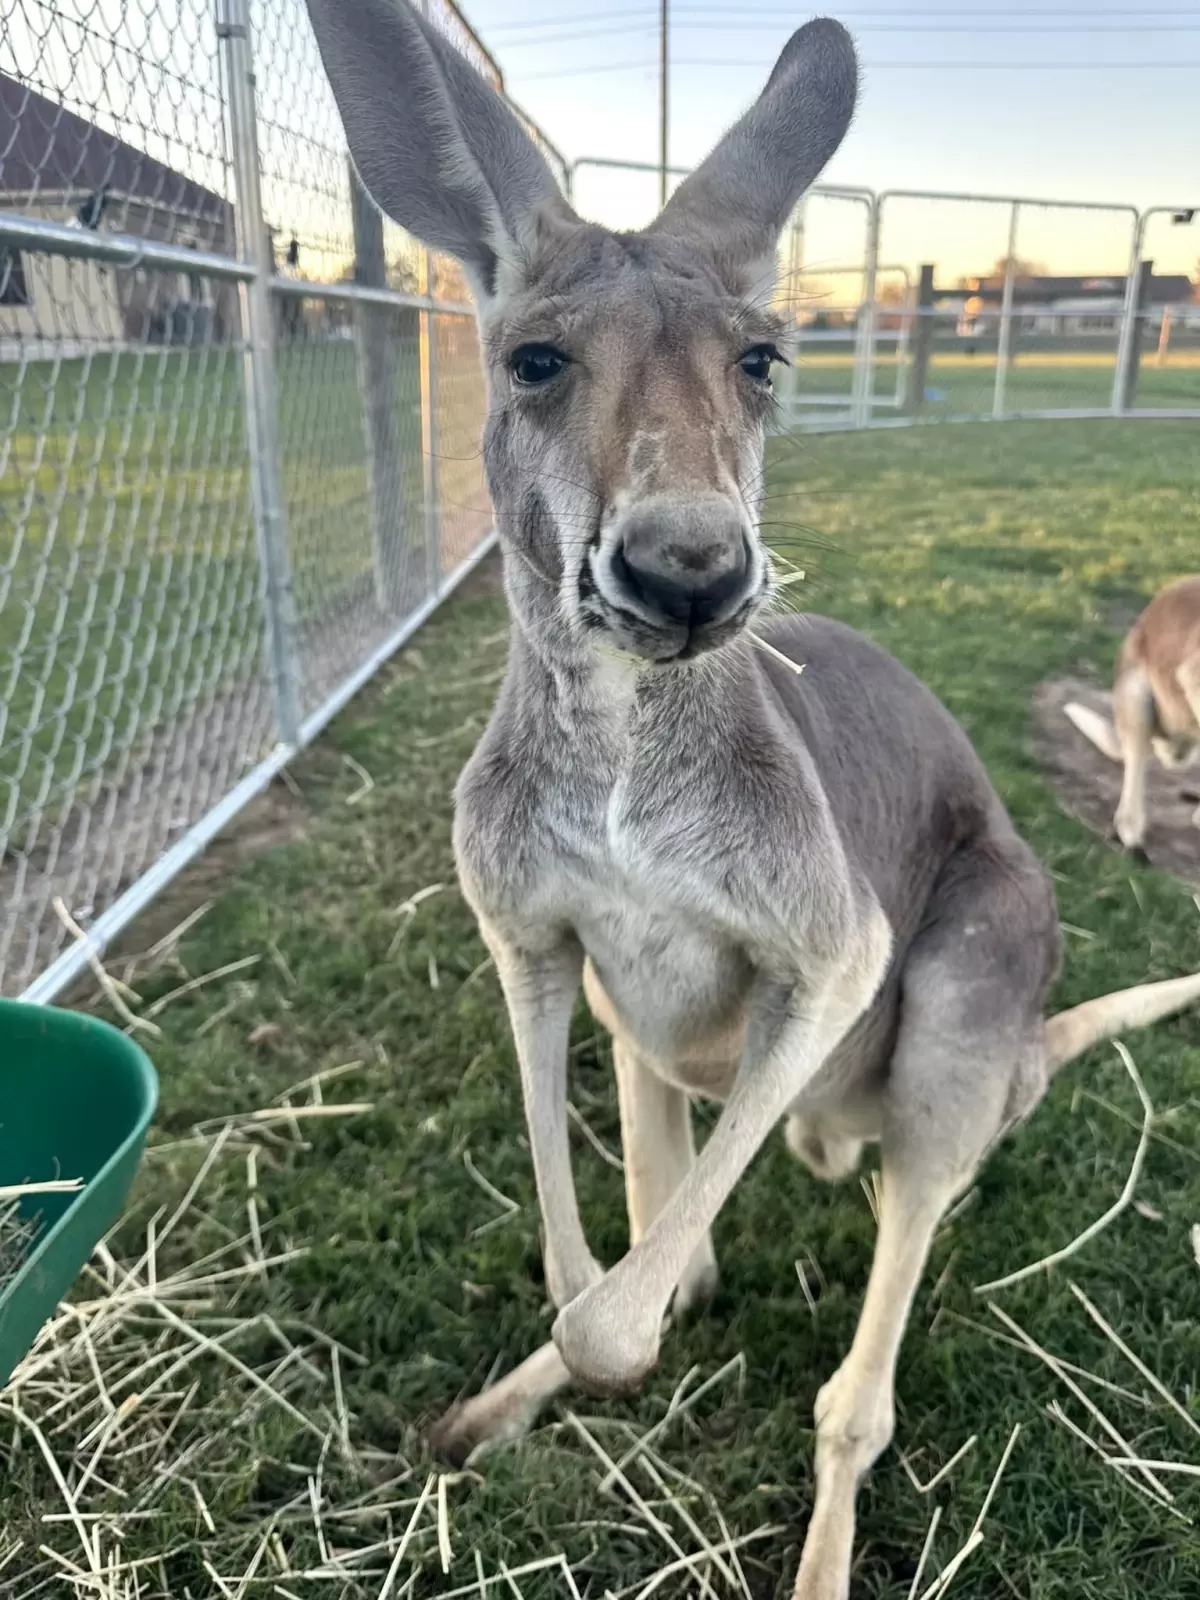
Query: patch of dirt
[[1032, 676, 1200, 888]]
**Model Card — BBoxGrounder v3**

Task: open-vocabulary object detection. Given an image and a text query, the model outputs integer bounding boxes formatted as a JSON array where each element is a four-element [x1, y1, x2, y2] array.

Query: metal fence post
[[1112, 212, 1147, 416], [349, 164, 412, 615], [216, 0, 301, 746], [903, 264, 935, 415], [413, 0, 442, 596], [417, 253, 442, 596], [992, 202, 1019, 418], [779, 200, 806, 416], [851, 197, 880, 428]]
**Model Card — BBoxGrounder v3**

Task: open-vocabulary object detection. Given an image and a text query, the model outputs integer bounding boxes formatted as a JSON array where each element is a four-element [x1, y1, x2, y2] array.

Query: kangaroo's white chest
[[544, 773, 754, 1090]]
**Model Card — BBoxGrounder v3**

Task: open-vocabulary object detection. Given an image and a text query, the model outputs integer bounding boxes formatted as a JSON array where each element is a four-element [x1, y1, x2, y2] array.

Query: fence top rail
[[270, 275, 473, 316], [568, 156, 876, 205], [0, 209, 254, 281], [798, 262, 911, 280], [1139, 203, 1200, 221], [878, 187, 1139, 217], [0, 207, 478, 317]]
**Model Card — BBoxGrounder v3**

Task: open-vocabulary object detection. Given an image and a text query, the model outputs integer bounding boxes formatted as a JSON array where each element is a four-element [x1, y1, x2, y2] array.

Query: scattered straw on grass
[[989, 1302, 1177, 1507], [906, 1505, 943, 1600], [919, 1529, 985, 1599], [343, 752, 376, 805], [1108, 1458, 1200, 1477], [142, 954, 262, 1021], [463, 1150, 521, 1240], [566, 1100, 624, 1171], [597, 1352, 745, 1493], [900, 1433, 978, 1495], [970, 1423, 1022, 1538], [567, 1411, 734, 1600], [860, 1170, 882, 1226], [3, 1108, 790, 1600], [1045, 1401, 1191, 1521], [376, 1474, 435, 1598], [0, 1179, 83, 1201], [437, 1474, 454, 1575], [939, 1309, 1152, 1408], [127, 900, 214, 982], [1068, 1281, 1200, 1441], [975, 1041, 1152, 1294], [51, 896, 160, 1037]]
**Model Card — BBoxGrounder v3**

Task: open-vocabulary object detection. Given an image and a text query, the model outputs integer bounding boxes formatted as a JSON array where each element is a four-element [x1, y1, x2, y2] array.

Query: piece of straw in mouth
[[748, 631, 805, 675]]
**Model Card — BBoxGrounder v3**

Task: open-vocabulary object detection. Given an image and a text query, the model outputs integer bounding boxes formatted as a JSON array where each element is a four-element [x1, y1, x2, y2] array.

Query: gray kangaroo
[[305, 3, 1200, 1593]]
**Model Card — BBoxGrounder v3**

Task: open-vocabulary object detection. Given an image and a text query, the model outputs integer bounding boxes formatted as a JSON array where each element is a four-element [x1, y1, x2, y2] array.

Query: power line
[[497, 20, 1200, 49], [488, 5, 1200, 31], [511, 57, 1200, 80]]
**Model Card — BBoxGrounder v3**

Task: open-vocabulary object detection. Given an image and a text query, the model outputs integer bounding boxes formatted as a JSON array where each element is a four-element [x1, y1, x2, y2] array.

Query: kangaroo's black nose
[[611, 506, 751, 629]]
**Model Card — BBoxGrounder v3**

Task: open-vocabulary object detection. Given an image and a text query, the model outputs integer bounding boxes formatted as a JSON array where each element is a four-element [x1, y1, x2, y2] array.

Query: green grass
[[791, 347, 1200, 414], [4, 419, 1200, 1597]]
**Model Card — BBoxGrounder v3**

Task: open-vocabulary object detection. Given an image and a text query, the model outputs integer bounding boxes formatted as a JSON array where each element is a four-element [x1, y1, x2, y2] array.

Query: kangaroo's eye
[[510, 344, 569, 386], [738, 345, 780, 384]]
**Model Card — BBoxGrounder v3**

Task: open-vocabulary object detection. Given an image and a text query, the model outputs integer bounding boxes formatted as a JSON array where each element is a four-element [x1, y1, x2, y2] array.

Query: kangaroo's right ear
[[304, 0, 575, 302], [650, 18, 857, 291]]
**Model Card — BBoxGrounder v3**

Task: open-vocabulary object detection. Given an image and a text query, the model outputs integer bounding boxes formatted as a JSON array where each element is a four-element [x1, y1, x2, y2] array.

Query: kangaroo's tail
[[1046, 971, 1200, 1075], [1063, 701, 1123, 763]]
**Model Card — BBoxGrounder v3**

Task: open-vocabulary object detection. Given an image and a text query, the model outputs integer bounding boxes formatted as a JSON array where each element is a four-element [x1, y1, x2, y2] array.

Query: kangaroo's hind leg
[[792, 847, 1058, 1600], [1113, 666, 1156, 850], [1176, 652, 1200, 829]]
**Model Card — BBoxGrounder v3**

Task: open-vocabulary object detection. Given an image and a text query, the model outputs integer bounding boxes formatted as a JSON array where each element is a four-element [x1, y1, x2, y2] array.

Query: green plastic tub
[[0, 999, 158, 1388]]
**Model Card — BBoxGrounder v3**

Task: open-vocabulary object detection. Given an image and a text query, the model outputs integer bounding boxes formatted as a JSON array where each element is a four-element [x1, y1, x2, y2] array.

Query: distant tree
[[956, 256, 1046, 291], [987, 255, 1046, 285], [877, 280, 907, 304]]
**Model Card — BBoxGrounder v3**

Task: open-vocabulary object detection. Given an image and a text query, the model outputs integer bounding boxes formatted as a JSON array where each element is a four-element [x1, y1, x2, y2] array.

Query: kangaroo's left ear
[[304, 0, 577, 303]]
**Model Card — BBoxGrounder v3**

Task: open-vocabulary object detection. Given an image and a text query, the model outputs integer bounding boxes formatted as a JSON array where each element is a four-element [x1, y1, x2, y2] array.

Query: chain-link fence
[[0, 0, 568, 1002]]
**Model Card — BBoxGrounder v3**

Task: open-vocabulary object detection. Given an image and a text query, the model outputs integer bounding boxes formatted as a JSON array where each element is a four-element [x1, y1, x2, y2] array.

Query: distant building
[[946, 272, 1197, 339], [0, 73, 237, 359]]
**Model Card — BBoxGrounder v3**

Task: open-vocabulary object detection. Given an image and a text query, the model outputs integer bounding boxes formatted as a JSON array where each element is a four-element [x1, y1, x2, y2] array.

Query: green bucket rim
[[0, 998, 158, 1378]]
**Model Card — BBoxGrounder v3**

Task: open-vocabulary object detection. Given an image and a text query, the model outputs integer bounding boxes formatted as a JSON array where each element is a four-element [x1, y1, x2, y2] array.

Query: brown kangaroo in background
[[1065, 575, 1200, 850]]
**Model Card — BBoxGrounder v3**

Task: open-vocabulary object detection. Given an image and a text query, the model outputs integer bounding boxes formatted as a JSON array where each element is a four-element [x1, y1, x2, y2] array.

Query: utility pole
[[659, 0, 668, 210]]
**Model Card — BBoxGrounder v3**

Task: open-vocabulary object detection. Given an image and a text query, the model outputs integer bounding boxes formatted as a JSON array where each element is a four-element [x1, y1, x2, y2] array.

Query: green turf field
[[4, 417, 1198, 1598], [789, 347, 1200, 416]]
